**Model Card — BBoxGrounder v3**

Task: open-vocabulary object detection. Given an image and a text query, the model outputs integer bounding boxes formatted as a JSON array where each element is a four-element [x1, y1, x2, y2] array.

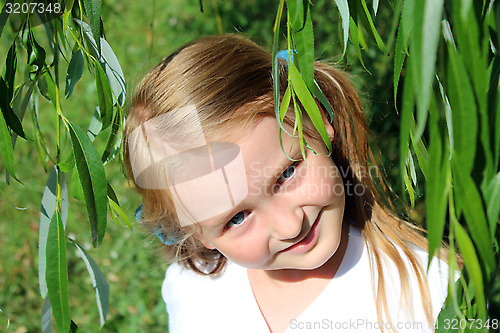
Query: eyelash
[[225, 161, 301, 230]]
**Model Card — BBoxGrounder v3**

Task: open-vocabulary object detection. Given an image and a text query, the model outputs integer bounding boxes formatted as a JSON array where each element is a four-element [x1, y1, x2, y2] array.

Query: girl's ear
[[317, 101, 335, 141], [194, 233, 216, 250]]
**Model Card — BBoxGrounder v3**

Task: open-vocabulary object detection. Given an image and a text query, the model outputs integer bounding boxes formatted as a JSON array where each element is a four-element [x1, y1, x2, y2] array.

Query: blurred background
[[0, 0, 409, 331]]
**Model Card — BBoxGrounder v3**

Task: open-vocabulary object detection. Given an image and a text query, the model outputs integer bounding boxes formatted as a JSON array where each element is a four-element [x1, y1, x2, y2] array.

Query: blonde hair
[[123, 34, 447, 330]]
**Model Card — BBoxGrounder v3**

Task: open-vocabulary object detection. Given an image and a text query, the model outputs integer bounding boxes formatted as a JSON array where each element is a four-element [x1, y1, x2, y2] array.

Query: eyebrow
[[201, 146, 304, 231]]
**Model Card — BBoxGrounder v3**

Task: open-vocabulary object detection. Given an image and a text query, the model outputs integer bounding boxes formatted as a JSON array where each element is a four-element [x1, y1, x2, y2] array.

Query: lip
[[279, 210, 323, 254]]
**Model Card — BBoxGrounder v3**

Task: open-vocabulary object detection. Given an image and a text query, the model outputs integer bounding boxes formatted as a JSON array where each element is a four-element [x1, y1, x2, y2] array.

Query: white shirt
[[162, 226, 453, 332]]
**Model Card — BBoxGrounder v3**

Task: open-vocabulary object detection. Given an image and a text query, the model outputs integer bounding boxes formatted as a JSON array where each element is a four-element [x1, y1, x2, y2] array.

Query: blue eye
[[277, 163, 297, 184], [227, 211, 248, 228]]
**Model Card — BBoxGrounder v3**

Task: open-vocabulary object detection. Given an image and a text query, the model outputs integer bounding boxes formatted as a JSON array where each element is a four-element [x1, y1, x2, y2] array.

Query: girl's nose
[[264, 200, 304, 241]]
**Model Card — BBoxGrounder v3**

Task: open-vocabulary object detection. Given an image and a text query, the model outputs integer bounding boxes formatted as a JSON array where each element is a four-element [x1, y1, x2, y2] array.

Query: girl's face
[[195, 117, 345, 271]]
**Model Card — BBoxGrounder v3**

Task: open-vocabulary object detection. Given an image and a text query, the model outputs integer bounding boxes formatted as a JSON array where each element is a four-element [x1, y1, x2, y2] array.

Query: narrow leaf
[[288, 62, 332, 152], [70, 240, 109, 327], [65, 49, 84, 98], [484, 172, 500, 236], [426, 110, 449, 262], [453, 167, 496, 276], [101, 107, 122, 164], [0, 77, 26, 139], [41, 298, 52, 333], [108, 199, 132, 228], [453, 221, 487, 319], [46, 209, 70, 333], [39, 167, 68, 298], [62, 0, 75, 33], [412, 0, 444, 141], [333, 0, 349, 57], [83, 0, 102, 52], [67, 121, 107, 246], [0, 100, 18, 181], [3, 42, 17, 101], [94, 63, 113, 130], [76, 20, 126, 106]]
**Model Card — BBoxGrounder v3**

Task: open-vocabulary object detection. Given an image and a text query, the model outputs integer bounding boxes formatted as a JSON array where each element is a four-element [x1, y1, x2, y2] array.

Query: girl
[[124, 34, 454, 332]]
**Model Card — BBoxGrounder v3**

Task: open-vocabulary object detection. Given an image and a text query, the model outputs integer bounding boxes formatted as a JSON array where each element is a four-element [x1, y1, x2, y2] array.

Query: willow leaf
[[65, 49, 84, 98], [39, 167, 68, 298], [288, 61, 331, 152], [41, 297, 51, 333], [0, 77, 26, 139], [67, 121, 107, 247], [46, 209, 70, 333], [426, 111, 448, 263], [83, 0, 101, 52], [95, 62, 113, 130], [333, 0, 349, 57], [292, 2, 315, 90], [70, 240, 109, 327], [453, 163, 495, 278], [484, 172, 500, 236], [412, 0, 444, 142], [453, 222, 487, 319], [0, 101, 18, 181], [108, 199, 132, 228], [3, 42, 17, 101]]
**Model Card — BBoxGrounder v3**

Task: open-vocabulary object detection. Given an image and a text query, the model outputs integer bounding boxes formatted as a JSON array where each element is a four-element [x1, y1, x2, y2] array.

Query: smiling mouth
[[279, 210, 323, 254]]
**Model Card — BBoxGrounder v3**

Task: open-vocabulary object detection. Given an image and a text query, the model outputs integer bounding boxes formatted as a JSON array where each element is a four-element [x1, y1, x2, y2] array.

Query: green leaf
[[453, 163, 496, 278], [70, 239, 109, 327], [0, 77, 26, 139], [76, 20, 126, 106], [38, 71, 57, 102], [272, 0, 286, 130], [411, 0, 444, 142], [0, 3, 10, 40], [288, 61, 332, 152], [436, 75, 454, 160], [484, 172, 500, 236], [3, 42, 17, 101], [83, 0, 102, 52], [108, 198, 132, 229], [70, 167, 85, 202], [358, 0, 386, 53], [46, 209, 70, 333], [41, 297, 52, 333], [0, 99, 18, 181], [88, 107, 103, 142], [394, 0, 414, 102], [349, 18, 369, 73], [333, 0, 349, 57], [62, 0, 75, 33], [94, 63, 113, 130], [287, 1, 315, 91], [399, 62, 414, 199], [453, 221, 487, 320], [488, 56, 500, 177], [447, 47, 477, 177], [65, 49, 84, 98], [101, 107, 122, 164], [67, 121, 107, 247], [39, 167, 68, 298], [426, 108, 449, 263]]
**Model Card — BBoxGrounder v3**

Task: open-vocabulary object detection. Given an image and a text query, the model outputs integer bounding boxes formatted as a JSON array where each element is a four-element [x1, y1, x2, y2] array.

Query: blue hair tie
[[277, 49, 297, 64], [135, 204, 181, 245]]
